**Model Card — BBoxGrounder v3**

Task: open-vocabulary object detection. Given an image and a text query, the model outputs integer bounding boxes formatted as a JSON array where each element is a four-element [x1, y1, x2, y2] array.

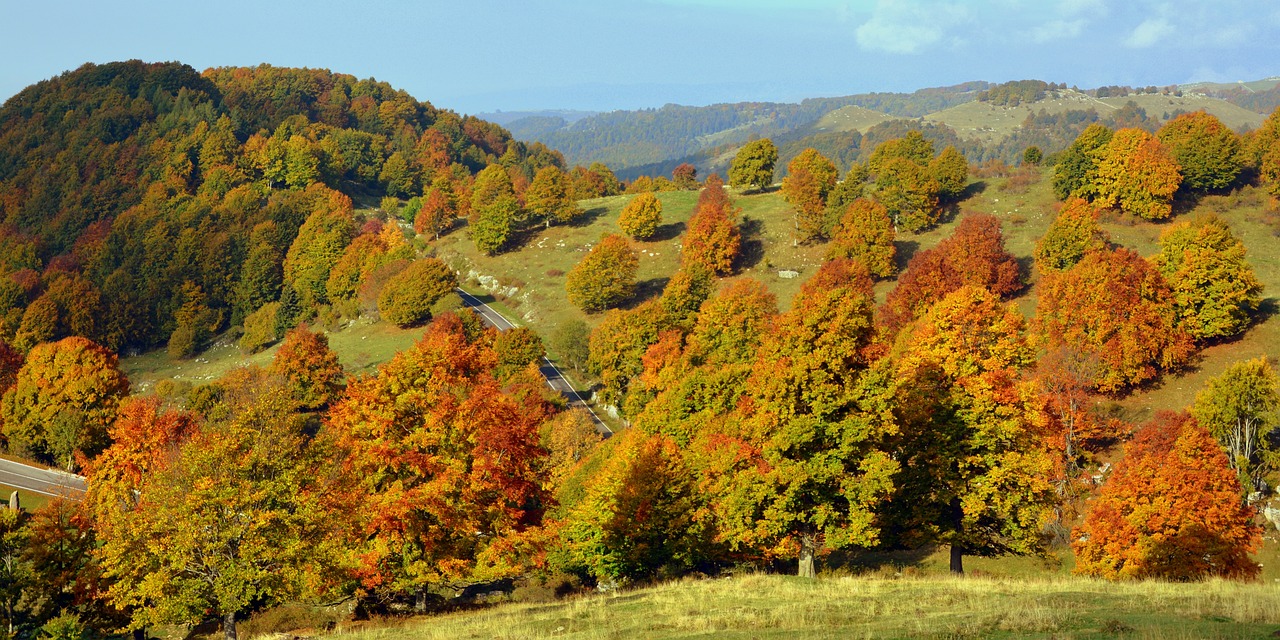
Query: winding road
[[0, 458, 85, 501], [456, 289, 613, 437]]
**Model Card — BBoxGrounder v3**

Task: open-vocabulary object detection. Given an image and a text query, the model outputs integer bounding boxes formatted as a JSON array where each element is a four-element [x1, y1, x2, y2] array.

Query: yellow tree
[[1092, 128, 1182, 220], [781, 148, 838, 243]]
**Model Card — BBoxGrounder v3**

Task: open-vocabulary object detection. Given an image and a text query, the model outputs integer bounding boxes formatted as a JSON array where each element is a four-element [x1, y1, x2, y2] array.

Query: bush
[[239, 302, 281, 354], [166, 323, 197, 359], [377, 258, 457, 327], [618, 192, 663, 240], [430, 292, 464, 318]]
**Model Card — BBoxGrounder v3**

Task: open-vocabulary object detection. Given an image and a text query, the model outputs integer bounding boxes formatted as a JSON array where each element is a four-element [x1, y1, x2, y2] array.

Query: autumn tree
[[886, 286, 1055, 574], [1154, 214, 1262, 341], [1073, 412, 1260, 580], [658, 262, 715, 330], [283, 187, 357, 310], [1092, 128, 1182, 220], [617, 192, 663, 240], [525, 166, 582, 227], [588, 301, 665, 407], [550, 319, 591, 373], [1035, 247, 1192, 392], [686, 279, 777, 367], [827, 198, 897, 278], [414, 185, 455, 239], [929, 145, 969, 201], [377, 258, 458, 327], [559, 429, 708, 584], [98, 374, 332, 640], [875, 156, 941, 232], [697, 259, 897, 577], [728, 138, 777, 192], [1157, 111, 1243, 192], [1191, 358, 1279, 493], [469, 165, 520, 255], [565, 234, 638, 313], [271, 325, 345, 410], [0, 337, 129, 469], [782, 148, 838, 243], [494, 327, 545, 382], [1033, 198, 1109, 273], [672, 163, 698, 190], [682, 175, 741, 275], [1052, 123, 1112, 200], [324, 315, 551, 605], [881, 213, 1022, 335], [167, 281, 216, 360]]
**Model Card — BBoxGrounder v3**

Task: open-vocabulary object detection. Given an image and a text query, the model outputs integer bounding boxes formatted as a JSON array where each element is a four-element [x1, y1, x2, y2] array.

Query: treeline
[[976, 80, 1056, 106], [516, 82, 988, 171], [0, 61, 610, 355]]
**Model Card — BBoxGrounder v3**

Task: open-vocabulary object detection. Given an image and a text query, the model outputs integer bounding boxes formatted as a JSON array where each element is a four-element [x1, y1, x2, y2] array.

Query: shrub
[[239, 302, 281, 354], [618, 192, 663, 240]]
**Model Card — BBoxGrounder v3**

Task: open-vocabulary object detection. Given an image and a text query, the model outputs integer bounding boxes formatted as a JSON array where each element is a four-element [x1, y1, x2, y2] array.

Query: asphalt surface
[[456, 289, 613, 437], [0, 458, 86, 502]]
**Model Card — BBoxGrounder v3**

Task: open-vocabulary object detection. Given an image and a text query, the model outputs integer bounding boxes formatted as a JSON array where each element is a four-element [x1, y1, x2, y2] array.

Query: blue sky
[[2, 0, 1277, 114]]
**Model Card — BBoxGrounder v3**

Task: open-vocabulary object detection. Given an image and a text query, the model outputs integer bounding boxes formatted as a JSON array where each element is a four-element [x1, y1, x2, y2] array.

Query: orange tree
[[682, 177, 741, 275], [1092, 128, 1182, 220], [1035, 247, 1192, 393], [827, 198, 896, 278], [271, 325, 346, 410], [0, 337, 130, 469], [1073, 412, 1260, 580], [781, 148, 838, 243], [323, 314, 552, 606]]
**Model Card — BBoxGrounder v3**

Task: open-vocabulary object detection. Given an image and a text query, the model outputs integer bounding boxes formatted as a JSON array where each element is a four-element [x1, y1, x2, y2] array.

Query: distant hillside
[[1181, 77, 1280, 115], [475, 109, 597, 127], [515, 82, 988, 171]]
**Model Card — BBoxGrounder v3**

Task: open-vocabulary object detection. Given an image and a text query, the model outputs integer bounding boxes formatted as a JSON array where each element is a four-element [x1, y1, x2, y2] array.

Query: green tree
[[1052, 123, 1113, 200], [551, 319, 591, 373], [98, 374, 331, 640], [379, 151, 417, 198], [565, 234, 638, 313], [875, 156, 941, 233], [1091, 128, 1182, 220], [728, 139, 778, 192], [658, 262, 715, 330], [1154, 214, 1262, 340], [525, 166, 581, 227], [617, 192, 663, 240], [887, 286, 1055, 574], [929, 145, 969, 200], [1023, 146, 1043, 165], [0, 337, 129, 469], [869, 130, 934, 174], [377, 258, 458, 327], [1191, 358, 1279, 492], [282, 188, 357, 310], [1157, 111, 1243, 192]]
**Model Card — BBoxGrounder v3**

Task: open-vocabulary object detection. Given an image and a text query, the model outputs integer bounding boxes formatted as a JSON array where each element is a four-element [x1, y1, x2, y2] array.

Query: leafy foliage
[[1154, 214, 1262, 341], [1033, 198, 1109, 273], [1035, 248, 1192, 392], [271, 325, 345, 410], [1091, 128, 1181, 220], [728, 139, 778, 192], [1073, 412, 1260, 581], [1052, 123, 1113, 200], [565, 235, 638, 313], [376, 258, 457, 327], [1190, 358, 1279, 493], [617, 193, 663, 240], [682, 175, 741, 275], [1156, 111, 1242, 192], [827, 198, 896, 278], [781, 149, 838, 243]]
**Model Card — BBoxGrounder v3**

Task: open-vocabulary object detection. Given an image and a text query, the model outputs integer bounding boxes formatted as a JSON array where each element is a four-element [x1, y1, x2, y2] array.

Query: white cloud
[[855, 1, 968, 54], [1124, 17, 1174, 48], [1029, 18, 1087, 43]]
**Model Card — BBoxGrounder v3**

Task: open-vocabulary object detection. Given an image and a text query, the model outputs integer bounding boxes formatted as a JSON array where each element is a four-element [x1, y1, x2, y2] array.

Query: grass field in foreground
[[327, 573, 1280, 640]]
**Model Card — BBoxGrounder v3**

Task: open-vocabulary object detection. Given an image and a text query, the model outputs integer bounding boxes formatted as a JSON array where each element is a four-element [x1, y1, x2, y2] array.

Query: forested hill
[[0, 60, 561, 354], [511, 82, 990, 171]]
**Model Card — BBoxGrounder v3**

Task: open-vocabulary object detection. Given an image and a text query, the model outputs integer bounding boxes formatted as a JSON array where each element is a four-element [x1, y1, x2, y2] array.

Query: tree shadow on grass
[[647, 221, 686, 242], [569, 206, 610, 228], [621, 277, 671, 310], [736, 216, 767, 271], [892, 239, 920, 273]]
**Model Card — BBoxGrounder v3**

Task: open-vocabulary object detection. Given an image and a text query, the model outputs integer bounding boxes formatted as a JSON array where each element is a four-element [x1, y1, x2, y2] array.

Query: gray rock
[[778, 270, 800, 279]]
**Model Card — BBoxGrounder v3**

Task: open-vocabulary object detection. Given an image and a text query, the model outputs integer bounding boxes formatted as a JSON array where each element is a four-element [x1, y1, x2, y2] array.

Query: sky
[[2, 0, 1279, 115]]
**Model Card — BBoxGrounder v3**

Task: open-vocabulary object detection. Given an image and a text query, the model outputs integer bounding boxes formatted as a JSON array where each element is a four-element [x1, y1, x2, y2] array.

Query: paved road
[[0, 458, 86, 502], [456, 289, 613, 437]]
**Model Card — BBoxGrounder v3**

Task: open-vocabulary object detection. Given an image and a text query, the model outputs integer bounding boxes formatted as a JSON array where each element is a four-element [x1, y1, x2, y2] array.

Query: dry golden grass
[[326, 573, 1280, 640]]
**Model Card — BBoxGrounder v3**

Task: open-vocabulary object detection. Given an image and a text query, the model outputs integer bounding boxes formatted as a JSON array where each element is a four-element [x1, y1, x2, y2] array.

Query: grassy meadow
[[323, 573, 1280, 640]]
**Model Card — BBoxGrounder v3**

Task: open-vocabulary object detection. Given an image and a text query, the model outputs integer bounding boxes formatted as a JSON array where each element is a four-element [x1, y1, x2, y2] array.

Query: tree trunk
[[222, 611, 237, 640], [415, 589, 429, 613], [797, 533, 816, 578], [949, 544, 964, 575], [133, 627, 146, 640]]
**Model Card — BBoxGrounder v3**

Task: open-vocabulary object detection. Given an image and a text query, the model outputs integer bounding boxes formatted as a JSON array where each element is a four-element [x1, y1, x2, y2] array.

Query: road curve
[[0, 458, 86, 502], [456, 289, 613, 437]]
